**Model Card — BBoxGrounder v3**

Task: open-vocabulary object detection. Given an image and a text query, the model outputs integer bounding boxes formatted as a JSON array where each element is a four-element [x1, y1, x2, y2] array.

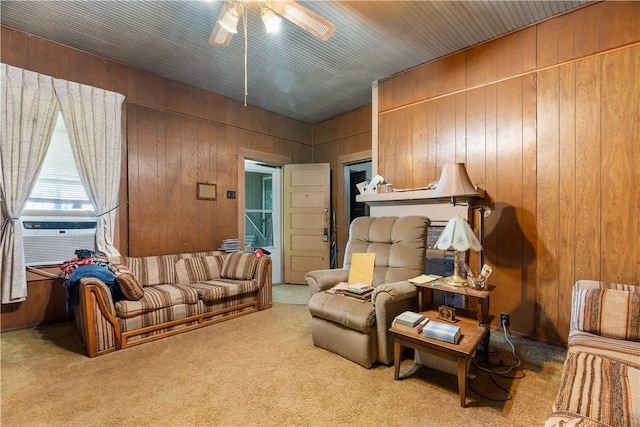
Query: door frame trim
[[236, 148, 291, 251], [336, 150, 372, 268]]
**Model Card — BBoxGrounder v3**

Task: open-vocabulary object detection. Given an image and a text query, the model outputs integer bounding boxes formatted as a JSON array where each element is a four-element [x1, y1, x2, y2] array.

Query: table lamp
[[433, 214, 482, 286], [432, 162, 488, 272]]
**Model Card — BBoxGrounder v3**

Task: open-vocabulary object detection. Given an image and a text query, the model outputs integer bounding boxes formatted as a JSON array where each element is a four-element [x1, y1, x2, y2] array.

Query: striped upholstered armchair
[[546, 280, 640, 427]]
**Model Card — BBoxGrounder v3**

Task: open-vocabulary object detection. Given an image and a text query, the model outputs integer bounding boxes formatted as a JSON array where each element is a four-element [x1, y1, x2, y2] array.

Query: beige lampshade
[[434, 215, 482, 252], [431, 163, 479, 199]]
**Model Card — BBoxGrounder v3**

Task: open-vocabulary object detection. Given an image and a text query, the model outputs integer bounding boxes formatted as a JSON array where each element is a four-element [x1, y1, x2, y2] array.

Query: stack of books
[[343, 283, 374, 300], [393, 311, 430, 333], [219, 239, 240, 252]]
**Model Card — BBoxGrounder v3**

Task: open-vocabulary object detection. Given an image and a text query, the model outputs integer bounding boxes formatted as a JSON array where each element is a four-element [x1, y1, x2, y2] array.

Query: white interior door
[[245, 160, 282, 284], [283, 163, 331, 284]]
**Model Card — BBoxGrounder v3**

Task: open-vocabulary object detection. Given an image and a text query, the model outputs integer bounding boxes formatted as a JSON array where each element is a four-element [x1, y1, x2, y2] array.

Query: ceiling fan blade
[[209, 2, 244, 47], [268, 0, 335, 41]]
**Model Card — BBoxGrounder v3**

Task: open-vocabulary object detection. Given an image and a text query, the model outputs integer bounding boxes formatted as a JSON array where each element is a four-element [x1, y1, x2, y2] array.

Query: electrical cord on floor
[[468, 369, 513, 402], [474, 320, 521, 374], [467, 319, 523, 402]]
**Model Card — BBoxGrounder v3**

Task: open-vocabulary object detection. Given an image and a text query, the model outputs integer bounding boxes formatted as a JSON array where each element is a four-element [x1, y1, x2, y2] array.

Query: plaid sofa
[[74, 250, 272, 357], [545, 280, 640, 427]]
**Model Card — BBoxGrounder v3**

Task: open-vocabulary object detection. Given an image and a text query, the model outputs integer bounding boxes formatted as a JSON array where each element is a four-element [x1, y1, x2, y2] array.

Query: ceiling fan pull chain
[[243, 5, 248, 107]]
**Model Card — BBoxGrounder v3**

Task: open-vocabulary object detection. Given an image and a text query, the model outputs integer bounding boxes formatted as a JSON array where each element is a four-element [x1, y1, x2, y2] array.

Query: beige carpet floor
[[273, 283, 311, 306], [1, 285, 567, 427]]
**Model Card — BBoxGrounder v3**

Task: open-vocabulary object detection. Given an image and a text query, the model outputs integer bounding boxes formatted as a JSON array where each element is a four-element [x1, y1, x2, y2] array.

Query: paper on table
[[408, 274, 443, 284]]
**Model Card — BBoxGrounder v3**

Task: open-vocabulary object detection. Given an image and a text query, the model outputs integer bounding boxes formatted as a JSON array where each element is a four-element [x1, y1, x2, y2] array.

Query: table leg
[[479, 296, 491, 363], [479, 297, 489, 325], [456, 358, 468, 408], [420, 288, 433, 312], [394, 340, 402, 380], [482, 331, 490, 363]]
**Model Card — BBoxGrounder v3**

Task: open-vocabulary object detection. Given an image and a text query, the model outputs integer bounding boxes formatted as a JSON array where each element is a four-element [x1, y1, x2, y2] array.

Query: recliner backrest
[[343, 216, 429, 286]]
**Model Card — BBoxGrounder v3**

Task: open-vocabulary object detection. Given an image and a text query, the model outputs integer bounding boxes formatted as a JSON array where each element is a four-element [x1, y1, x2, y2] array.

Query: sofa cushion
[[188, 279, 259, 302], [221, 252, 259, 280], [178, 251, 224, 259], [575, 288, 640, 341], [114, 284, 199, 319], [112, 255, 180, 287], [109, 263, 144, 301], [175, 256, 223, 285]]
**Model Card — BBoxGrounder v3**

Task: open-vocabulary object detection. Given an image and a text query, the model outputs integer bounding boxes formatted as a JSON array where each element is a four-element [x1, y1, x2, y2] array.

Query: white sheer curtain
[[0, 64, 60, 303], [54, 81, 125, 257]]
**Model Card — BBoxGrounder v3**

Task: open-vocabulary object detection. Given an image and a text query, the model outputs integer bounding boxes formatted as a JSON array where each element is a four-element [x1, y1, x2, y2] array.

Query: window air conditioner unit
[[21, 216, 97, 266]]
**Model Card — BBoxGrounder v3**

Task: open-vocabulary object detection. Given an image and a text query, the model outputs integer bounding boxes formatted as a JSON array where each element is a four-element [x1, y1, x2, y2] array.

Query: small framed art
[[196, 182, 217, 201], [438, 305, 456, 323]]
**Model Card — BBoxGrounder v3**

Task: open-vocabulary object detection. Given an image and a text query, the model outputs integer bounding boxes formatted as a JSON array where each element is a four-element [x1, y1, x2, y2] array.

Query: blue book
[[422, 321, 461, 344]]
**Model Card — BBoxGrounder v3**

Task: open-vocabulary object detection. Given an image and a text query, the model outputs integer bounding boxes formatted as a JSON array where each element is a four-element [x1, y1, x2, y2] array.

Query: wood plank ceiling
[[0, 1, 589, 124]]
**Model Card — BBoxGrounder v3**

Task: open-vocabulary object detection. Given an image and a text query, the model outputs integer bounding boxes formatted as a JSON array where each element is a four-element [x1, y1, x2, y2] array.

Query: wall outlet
[[500, 313, 510, 328]]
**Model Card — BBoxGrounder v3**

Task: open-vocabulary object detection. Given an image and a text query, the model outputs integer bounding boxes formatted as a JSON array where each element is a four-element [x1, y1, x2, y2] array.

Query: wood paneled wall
[[0, 270, 68, 332], [123, 55, 312, 256], [0, 26, 312, 330], [126, 95, 311, 257], [312, 105, 373, 267], [377, 1, 640, 344]]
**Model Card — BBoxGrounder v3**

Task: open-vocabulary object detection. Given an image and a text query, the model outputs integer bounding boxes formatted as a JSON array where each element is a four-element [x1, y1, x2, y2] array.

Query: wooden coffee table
[[390, 310, 488, 407]]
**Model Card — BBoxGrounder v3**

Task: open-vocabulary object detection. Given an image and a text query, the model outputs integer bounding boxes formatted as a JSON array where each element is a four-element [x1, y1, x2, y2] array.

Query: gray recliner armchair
[[306, 216, 429, 368]]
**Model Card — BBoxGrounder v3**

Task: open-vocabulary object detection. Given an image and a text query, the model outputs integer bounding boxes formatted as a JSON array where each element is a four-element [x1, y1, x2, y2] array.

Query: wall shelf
[[356, 188, 485, 206], [355, 188, 485, 226]]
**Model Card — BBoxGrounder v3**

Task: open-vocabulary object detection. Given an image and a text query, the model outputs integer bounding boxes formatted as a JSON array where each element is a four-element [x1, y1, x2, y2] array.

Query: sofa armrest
[[372, 281, 419, 364], [255, 256, 272, 310], [77, 277, 121, 357], [305, 268, 349, 296]]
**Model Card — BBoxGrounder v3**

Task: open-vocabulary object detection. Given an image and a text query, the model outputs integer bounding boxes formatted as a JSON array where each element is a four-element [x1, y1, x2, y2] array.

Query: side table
[[414, 281, 494, 361], [390, 311, 488, 407]]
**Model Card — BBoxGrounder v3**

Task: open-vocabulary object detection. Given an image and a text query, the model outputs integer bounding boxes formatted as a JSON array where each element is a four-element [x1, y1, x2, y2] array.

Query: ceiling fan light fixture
[[261, 7, 282, 33], [218, 4, 240, 34]]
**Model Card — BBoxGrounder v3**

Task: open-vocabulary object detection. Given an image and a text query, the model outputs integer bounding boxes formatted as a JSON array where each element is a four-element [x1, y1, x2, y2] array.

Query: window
[[22, 112, 97, 266], [25, 113, 94, 212]]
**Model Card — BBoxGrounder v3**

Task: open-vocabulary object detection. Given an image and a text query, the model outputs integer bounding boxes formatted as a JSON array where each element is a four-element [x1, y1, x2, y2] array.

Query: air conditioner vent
[[22, 220, 96, 230], [21, 216, 97, 266]]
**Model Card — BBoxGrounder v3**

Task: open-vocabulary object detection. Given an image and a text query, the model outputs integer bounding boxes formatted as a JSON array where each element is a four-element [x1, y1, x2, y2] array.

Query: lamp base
[[443, 274, 468, 287]]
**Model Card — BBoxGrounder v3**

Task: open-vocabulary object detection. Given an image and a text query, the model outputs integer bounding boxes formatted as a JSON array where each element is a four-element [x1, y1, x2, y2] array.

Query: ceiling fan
[[209, 0, 336, 47]]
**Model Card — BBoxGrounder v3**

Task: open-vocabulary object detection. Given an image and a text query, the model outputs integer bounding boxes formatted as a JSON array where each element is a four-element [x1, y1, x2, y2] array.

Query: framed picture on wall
[[196, 182, 217, 201]]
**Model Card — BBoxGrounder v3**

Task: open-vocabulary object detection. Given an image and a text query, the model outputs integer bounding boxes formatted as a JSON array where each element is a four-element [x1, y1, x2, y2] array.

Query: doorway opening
[[344, 161, 372, 224], [245, 160, 282, 284]]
